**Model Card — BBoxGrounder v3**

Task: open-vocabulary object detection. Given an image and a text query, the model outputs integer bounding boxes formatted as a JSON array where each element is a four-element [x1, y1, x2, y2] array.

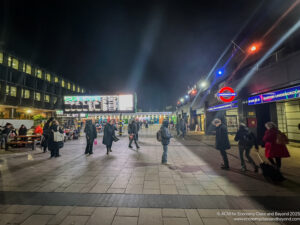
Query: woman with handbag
[[48, 120, 64, 158], [84, 120, 97, 155], [102, 120, 117, 155]]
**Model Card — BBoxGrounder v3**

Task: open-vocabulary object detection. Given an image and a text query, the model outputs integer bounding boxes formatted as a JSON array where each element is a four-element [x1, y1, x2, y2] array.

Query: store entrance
[[256, 103, 271, 145]]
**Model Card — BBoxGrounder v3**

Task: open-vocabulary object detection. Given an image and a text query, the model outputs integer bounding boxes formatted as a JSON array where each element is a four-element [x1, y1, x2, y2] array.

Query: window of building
[[0, 52, 3, 64], [8, 56, 12, 67], [35, 92, 41, 101], [46, 73, 51, 82], [53, 96, 57, 104], [5, 85, 17, 97], [12, 58, 19, 70], [5, 85, 10, 95], [77, 86, 80, 92], [61, 80, 65, 87], [67, 82, 71, 89], [22, 89, 30, 99], [26, 64, 32, 75], [54, 76, 59, 83], [35, 69, 42, 79], [82, 89, 85, 93], [44, 94, 50, 103], [73, 84, 76, 92]]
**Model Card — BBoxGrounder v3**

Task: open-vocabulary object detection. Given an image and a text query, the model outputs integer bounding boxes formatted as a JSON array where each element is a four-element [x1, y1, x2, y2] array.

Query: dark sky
[[1, 0, 287, 111]]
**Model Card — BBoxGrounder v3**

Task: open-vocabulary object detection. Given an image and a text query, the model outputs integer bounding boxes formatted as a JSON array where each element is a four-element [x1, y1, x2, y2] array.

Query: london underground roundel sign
[[217, 87, 236, 103]]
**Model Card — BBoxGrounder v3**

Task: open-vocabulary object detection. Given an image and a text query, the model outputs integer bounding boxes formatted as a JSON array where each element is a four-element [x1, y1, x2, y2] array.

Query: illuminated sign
[[64, 94, 134, 113], [217, 87, 236, 102], [248, 85, 300, 105], [207, 101, 238, 112]]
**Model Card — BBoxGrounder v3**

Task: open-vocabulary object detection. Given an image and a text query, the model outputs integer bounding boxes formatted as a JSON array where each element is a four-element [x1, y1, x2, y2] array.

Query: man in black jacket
[[161, 120, 172, 164], [128, 120, 140, 149], [213, 118, 231, 170]]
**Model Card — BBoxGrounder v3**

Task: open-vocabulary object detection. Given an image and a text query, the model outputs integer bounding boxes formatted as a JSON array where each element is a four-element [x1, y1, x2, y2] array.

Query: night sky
[[1, 0, 295, 111]]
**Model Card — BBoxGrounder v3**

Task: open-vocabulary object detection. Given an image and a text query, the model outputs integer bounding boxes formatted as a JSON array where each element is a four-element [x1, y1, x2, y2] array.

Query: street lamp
[[248, 42, 261, 54], [216, 68, 224, 76], [200, 81, 207, 88], [180, 98, 184, 103]]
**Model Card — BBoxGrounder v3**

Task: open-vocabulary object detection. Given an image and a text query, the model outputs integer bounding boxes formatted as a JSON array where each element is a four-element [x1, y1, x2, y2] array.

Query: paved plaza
[[1, 126, 300, 225]]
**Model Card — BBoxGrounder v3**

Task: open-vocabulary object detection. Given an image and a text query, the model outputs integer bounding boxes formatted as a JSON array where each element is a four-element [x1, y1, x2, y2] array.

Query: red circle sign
[[217, 87, 236, 102]]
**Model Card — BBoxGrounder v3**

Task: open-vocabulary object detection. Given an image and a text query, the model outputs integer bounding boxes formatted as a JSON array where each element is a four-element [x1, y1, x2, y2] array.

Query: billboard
[[64, 94, 134, 113]]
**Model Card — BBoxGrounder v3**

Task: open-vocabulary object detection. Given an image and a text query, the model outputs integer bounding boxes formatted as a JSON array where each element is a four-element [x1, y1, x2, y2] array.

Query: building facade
[[0, 50, 86, 119]]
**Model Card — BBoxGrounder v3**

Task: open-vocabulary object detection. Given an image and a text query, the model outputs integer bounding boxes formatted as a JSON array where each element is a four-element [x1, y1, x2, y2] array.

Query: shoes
[[55, 155, 61, 158], [220, 164, 229, 170], [110, 149, 112, 152], [89, 152, 93, 155], [136, 145, 140, 149], [162, 161, 168, 165], [254, 166, 259, 173], [106, 152, 109, 155], [129, 145, 133, 148]]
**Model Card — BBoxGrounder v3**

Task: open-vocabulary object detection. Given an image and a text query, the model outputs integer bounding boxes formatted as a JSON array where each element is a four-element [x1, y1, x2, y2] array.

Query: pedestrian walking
[[160, 120, 172, 164], [41, 117, 54, 152], [234, 123, 259, 172], [213, 118, 231, 170], [263, 122, 290, 171], [103, 120, 117, 155], [48, 120, 64, 158], [84, 120, 97, 155], [180, 118, 187, 139], [128, 120, 140, 149]]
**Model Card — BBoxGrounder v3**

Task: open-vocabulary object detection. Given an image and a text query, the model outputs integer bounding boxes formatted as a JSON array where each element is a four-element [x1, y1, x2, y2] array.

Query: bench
[[5, 135, 41, 150]]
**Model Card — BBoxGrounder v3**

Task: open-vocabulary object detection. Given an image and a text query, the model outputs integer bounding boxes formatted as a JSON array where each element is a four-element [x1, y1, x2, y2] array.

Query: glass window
[[82, 89, 85, 93], [5, 85, 10, 95], [46, 73, 51, 82], [10, 86, 17, 97], [77, 86, 80, 92], [22, 89, 30, 99], [12, 58, 19, 70], [26, 65, 32, 75], [44, 94, 50, 102], [72, 84, 76, 91], [67, 82, 71, 89], [61, 80, 65, 87], [53, 96, 57, 104], [8, 56, 12, 67], [35, 92, 41, 101], [54, 76, 59, 83], [0, 52, 4, 64], [35, 69, 42, 78]]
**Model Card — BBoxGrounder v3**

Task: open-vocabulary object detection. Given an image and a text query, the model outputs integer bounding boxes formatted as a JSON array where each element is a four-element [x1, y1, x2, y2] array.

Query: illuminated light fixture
[[216, 68, 224, 76], [180, 98, 184, 103], [185, 95, 189, 99], [248, 42, 262, 54], [200, 81, 207, 88], [26, 109, 32, 114], [191, 89, 197, 95]]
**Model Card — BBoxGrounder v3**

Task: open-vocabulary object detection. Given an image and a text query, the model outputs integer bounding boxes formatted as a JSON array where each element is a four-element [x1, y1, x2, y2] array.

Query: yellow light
[[26, 109, 32, 114]]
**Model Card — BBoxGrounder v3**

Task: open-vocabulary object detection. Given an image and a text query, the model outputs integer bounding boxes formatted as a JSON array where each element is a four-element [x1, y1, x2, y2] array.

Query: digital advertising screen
[[64, 94, 135, 113]]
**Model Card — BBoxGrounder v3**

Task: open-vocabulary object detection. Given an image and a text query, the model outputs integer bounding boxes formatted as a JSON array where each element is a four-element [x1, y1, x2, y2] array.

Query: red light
[[248, 42, 261, 54], [191, 89, 197, 95]]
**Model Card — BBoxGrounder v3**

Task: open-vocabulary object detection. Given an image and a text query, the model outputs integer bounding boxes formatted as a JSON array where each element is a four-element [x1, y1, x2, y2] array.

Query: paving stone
[[107, 188, 126, 193], [117, 208, 139, 217], [185, 209, 204, 225], [47, 206, 73, 225], [160, 185, 178, 194], [9, 205, 41, 224], [112, 216, 138, 225], [163, 217, 190, 225], [143, 189, 161, 194], [0, 213, 19, 225], [20, 215, 53, 225], [138, 208, 163, 225], [59, 215, 90, 225], [70, 207, 95, 216], [198, 209, 224, 218], [89, 184, 110, 193], [5, 205, 29, 213], [86, 207, 117, 225], [162, 209, 186, 217], [36, 206, 63, 215], [202, 218, 230, 225]]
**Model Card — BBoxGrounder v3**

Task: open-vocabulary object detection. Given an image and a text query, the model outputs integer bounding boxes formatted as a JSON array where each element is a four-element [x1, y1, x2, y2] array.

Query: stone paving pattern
[[1, 125, 300, 224]]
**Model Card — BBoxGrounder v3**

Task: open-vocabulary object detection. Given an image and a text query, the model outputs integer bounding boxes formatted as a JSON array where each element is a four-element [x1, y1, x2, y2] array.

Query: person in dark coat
[[3, 123, 13, 150], [18, 124, 27, 135], [213, 118, 231, 170], [161, 120, 172, 164], [263, 122, 290, 171], [42, 117, 54, 153], [179, 118, 187, 139], [48, 120, 64, 158], [128, 120, 140, 149], [102, 120, 117, 155], [234, 123, 259, 172], [84, 120, 97, 155]]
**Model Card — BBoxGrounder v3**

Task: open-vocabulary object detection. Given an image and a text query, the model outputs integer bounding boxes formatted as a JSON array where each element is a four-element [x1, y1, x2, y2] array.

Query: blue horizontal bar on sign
[[207, 101, 238, 112], [248, 85, 300, 105]]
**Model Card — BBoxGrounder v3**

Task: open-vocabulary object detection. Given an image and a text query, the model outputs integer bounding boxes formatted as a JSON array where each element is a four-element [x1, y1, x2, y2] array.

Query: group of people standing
[[213, 118, 290, 173]]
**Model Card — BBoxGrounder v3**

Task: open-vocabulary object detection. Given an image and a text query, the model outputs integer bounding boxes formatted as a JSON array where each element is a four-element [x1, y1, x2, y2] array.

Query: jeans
[[239, 145, 257, 169], [219, 148, 229, 167], [129, 137, 139, 148], [162, 145, 168, 163]]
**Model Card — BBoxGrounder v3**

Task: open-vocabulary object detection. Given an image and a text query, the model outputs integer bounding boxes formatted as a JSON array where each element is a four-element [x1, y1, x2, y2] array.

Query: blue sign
[[207, 101, 238, 112], [248, 85, 300, 105]]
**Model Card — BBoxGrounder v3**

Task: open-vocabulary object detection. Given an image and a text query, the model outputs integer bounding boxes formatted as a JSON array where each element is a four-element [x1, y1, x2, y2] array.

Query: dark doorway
[[255, 103, 271, 145]]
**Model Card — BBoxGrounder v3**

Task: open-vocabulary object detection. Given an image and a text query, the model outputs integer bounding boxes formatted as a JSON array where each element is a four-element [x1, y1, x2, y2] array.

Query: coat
[[161, 125, 172, 145], [48, 124, 64, 151], [18, 127, 27, 136], [263, 128, 290, 158], [102, 124, 116, 146], [84, 124, 97, 140], [215, 124, 231, 151], [234, 126, 258, 149], [128, 122, 139, 140]]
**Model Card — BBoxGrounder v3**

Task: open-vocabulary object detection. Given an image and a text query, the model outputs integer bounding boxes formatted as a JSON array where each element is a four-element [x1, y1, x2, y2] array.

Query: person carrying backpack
[[263, 122, 290, 171], [234, 123, 259, 172], [159, 119, 172, 164]]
